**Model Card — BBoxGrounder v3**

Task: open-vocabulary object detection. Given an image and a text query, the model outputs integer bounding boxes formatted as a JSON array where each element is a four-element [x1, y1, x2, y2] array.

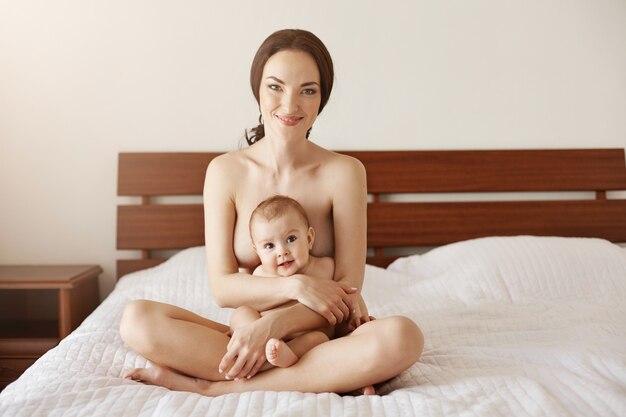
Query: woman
[[120, 29, 423, 396]]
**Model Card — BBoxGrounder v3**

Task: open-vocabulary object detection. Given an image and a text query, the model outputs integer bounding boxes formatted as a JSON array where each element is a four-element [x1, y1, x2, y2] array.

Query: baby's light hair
[[249, 195, 310, 239]]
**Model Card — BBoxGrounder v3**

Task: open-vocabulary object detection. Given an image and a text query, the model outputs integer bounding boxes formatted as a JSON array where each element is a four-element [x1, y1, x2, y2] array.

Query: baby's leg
[[230, 306, 261, 331], [266, 330, 329, 368]]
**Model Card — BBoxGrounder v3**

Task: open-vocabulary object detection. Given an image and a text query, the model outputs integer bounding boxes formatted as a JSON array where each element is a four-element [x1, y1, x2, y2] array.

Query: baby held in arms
[[229, 195, 335, 371]]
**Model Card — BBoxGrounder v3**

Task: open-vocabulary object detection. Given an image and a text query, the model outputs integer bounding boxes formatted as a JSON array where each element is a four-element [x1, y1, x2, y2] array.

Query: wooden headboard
[[117, 149, 626, 279]]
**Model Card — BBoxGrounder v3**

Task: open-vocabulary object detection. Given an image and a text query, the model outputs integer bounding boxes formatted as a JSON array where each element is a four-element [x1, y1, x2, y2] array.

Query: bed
[[1, 149, 625, 417]]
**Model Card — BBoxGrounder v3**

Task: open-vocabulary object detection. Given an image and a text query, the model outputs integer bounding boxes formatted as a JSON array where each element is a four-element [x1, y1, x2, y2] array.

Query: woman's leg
[[120, 299, 231, 380], [125, 316, 424, 395]]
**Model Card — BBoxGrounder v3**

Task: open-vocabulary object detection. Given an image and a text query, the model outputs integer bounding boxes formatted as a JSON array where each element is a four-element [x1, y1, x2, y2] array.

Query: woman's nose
[[281, 92, 299, 113]]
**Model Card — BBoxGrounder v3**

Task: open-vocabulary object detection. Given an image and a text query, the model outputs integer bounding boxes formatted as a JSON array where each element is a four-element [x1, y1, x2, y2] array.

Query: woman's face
[[259, 49, 322, 141]]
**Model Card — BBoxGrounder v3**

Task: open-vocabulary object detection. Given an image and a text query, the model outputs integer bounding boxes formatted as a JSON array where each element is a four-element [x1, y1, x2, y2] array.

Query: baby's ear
[[307, 227, 315, 249]]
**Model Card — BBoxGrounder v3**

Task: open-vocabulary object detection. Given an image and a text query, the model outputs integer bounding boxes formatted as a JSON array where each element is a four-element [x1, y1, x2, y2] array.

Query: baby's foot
[[265, 338, 298, 368]]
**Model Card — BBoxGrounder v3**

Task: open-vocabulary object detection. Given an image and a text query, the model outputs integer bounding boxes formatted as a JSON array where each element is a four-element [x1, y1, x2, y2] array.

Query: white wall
[[1, 0, 625, 298]]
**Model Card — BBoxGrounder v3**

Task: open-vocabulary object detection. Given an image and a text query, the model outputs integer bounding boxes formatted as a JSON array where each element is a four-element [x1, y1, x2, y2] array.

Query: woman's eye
[[287, 235, 297, 243], [268, 84, 281, 91], [302, 88, 317, 95]]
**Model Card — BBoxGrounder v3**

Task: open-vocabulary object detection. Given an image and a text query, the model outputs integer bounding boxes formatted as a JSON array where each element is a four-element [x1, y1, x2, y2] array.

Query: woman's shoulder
[[311, 145, 365, 174], [315, 147, 366, 184], [206, 148, 253, 178], [208, 148, 247, 167], [203, 150, 256, 199]]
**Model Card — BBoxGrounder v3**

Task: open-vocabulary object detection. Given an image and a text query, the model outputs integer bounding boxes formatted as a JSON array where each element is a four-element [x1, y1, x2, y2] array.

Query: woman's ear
[[307, 227, 315, 250]]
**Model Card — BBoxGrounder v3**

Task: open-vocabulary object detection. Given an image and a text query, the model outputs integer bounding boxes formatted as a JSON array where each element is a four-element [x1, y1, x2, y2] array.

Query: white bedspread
[[1, 236, 625, 416]]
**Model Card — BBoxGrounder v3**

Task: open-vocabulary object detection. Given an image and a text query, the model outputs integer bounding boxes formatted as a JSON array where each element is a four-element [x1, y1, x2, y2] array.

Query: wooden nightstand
[[0, 265, 101, 390]]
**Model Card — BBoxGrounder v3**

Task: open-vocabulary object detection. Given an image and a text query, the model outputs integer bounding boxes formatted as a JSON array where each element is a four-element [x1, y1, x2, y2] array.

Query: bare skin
[[125, 316, 421, 395], [232, 211, 337, 373], [120, 49, 424, 395]]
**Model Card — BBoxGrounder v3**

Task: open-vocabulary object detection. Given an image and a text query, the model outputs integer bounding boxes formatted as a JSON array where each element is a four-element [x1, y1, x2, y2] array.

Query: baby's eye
[[264, 243, 274, 250], [286, 235, 297, 244]]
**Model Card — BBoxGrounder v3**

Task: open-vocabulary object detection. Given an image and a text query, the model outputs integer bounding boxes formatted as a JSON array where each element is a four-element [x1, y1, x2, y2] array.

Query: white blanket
[[1, 236, 625, 416]]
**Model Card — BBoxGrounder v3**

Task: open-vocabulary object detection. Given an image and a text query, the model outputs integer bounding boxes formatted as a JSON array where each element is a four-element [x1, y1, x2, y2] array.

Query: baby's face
[[251, 210, 313, 277]]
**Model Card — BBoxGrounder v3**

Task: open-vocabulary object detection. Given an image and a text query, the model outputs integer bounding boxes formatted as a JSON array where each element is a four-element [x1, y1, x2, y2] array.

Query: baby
[[229, 195, 335, 369]]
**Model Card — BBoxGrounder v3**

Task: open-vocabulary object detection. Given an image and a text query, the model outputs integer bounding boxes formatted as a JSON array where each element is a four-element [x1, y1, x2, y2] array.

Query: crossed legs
[[120, 300, 424, 395]]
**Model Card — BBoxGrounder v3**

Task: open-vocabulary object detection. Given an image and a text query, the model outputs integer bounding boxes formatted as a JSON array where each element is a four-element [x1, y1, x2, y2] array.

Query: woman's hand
[[218, 318, 273, 380], [292, 275, 357, 325], [347, 293, 372, 331], [333, 293, 373, 337]]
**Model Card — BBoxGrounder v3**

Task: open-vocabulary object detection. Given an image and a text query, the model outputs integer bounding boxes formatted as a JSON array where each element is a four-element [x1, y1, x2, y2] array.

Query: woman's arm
[[328, 155, 370, 328], [330, 155, 367, 288]]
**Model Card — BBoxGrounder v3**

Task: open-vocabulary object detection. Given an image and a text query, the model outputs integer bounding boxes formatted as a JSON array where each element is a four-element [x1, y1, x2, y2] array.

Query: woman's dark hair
[[245, 29, 334, 145]]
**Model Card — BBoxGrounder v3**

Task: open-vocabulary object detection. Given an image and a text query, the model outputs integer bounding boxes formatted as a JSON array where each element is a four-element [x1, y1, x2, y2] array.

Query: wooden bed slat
[[118, 149, 626, 196], [343, 149, 626, 193], [118, 153, 221, 196], [117, 257, 394, 276], [117, 200, 626, 249], [117, 205, 204, 249], [365, 256, 401, 268], [368, 199, 626, 245]]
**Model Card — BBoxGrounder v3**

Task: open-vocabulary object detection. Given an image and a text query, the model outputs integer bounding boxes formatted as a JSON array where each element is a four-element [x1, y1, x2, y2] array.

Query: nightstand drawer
[[0, 338, 58, 357], [0, 357, 38, 378], [0, 357, 39, 390]]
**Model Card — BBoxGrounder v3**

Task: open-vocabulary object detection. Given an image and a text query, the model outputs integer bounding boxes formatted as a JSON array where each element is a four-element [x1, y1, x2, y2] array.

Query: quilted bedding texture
[[0, 236, 625, 417]]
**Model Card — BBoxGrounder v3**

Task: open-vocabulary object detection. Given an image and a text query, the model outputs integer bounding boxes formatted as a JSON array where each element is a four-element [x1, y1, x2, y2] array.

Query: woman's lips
[[276, 115, 303, 126]]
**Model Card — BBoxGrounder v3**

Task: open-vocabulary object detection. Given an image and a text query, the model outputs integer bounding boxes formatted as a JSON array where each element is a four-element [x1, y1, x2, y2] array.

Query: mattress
[[1, 236, 625, 416]]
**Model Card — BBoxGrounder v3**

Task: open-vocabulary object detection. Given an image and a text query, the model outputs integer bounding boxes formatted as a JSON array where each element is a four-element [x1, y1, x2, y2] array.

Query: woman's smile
[[276, 115, 304, 126]]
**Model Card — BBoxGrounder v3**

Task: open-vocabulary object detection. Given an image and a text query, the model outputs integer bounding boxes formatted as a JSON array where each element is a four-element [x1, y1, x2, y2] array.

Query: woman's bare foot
[[361, 385, 376, 395], [123, 363, 211, 394], [341, 385, 376, 396], [265, 338, 298, 368]]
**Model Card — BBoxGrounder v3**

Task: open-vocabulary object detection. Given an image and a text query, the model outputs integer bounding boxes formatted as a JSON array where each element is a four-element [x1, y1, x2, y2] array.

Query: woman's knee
[[368, 316, 424, 369], [119, 300, 162, 354], [387, 316, 424, 358]]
